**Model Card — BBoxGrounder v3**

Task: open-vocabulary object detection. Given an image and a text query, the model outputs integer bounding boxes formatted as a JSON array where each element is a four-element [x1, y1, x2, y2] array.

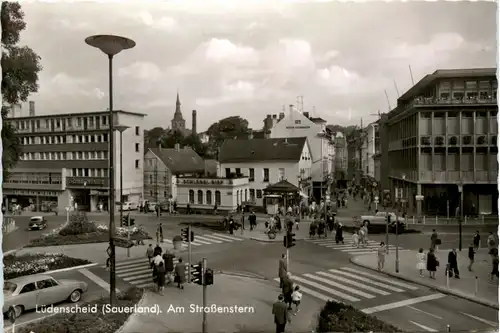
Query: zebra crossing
[[306, 236, 405, 255], [274, 267, 418, 304], [163, 233, 244, 248], [101, 257, 188, 288]]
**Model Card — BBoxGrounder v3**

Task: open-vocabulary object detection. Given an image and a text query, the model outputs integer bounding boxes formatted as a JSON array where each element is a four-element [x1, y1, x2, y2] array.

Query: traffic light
[[122, 215, 135, 227], [191, 262, 203, 285], [286, 232, 296, 248], [283, 235, 288, 248], [121, 215, 127, 227], [387, 214, 391, 225], [190, 231, 195, 242], [181, 228, 189, 242], [205, 268, 214, 286]]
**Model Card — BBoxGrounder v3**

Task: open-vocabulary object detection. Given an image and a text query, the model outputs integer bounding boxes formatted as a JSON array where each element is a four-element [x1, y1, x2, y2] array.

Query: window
[[135, 126, 140, 135], [225, 168, 231, 178], [103, 133, 108, 142], [164, 191, 167, 198], [37, 279, 57, 289], [215, 191, 221, 205], [197, 190, 203, 204], [20, 283, 37, 294], [235, 168, 241, 176], [295, 120, 301, 124], [206, 191, 212, 205], [249, 168, 254, 181], [135, 160, 140, 169], [36, 120, 40, 129], [279, 168, 285, 180], [263, 168, 269, 182], [249, 189, 255, 201], [102, 115, 108, 125], [245, 189, 248, 202], [149, 175, 153, 184], [256, 190, 263, 199], [189, 190, 195, 204], [135, 143, 140, 152], [88, 117, 94, 127], [76, 117, 82, 127]]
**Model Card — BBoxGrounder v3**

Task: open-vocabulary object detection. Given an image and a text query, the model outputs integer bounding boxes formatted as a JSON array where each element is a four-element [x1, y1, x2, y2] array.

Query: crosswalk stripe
[[162, 239, 189, 247], [273, 278, 336, 302], [123, 273, 150, 281], [304, 273, 375, 299], [340, 267, 418, 290], [325, 243, 378, 249], [198, 235, 224, 243], [191, 239, 213, 245], [340, 248, 381, 253], [328, 269, 404, 292], [137, 282, 154, 288], [291, 275, 360, 302], [315, 272, 390, 296], [204, 234, 235, 242], [340, 251, 377, 255], [210, 233, 244, 241]]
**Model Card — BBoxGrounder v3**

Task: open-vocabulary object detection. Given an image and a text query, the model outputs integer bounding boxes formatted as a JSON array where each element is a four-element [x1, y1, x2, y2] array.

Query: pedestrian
[[335, 222, 344, 244], [468, 243, 475, 271], [272, 294, 291, 333], [416, 248, 426, 277], [291, 285, 302, 315], [358, 226, 365, 247], [427, 248, 438, 279], [377, 242, 386, 271], [487, 232, 496, 251], [430, 229, 439, 251], [157, 223, 164, 243], [282, 272, 294, 310], [163, 250, 175, 285], [278, 254, 287, 289], [154, 244, 162, 257], [352, 230, 359, 248], [146, 244, 154, 264], [174, 258, 186, 289], [249, 211, 257, 231], [490, 253, 499, 281], [241, 212, 246, 230], [473, 230, 481, 251], [156, 261, 166, 295], [447, 249, 460, 279]]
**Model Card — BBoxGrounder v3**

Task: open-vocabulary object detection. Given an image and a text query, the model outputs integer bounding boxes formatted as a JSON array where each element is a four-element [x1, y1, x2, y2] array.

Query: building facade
[[383, 68, 498, 216], [3, 108, 145, 212], [176, 176, 249, 213], [361, 122, 379, 180], [269, 105, 333, 200], [143, 145, 205, 203], [218, 137, 312, 207]]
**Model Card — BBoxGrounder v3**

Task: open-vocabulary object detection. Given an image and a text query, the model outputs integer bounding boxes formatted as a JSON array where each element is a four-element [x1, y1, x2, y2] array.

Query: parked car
[[3, 274, 88, 319], [28, 216, 47, 230], [147, 202, 157, 212], [117, 202, 138, 211], [358, 211, 406, 233]]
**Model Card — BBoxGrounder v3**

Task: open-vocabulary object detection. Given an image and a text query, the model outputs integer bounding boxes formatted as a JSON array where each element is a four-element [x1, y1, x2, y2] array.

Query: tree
[[206, 116, 249, 156], [161, 130, 185, 149], [184, 134, 209, 158], [1, 1, 42, 180], [144, 126, 166, 149]]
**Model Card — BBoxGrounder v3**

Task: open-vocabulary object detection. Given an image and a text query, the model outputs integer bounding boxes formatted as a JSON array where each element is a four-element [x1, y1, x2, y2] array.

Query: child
[[352, 230, 359, 248], [416, 248, 426, 277], [291, 285, 302, 315]]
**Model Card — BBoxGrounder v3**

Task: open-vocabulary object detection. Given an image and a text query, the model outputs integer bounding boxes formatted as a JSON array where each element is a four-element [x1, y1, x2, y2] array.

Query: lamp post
[[115, 125, 129, 227], [458, 184, 463, 251], [85, 34, 135, 305]]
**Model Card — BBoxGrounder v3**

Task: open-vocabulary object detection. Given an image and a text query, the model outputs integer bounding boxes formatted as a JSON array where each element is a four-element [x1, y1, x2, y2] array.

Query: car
[[117, 202, 138, 211], [358, 211, 406, 233], [147, 202, 157, 212], [28, 216, 47, 230], [3, 274, 88, 319]]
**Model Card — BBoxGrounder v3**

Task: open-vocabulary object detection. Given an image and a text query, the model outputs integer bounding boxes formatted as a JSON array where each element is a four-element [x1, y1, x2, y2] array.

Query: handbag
[[436, 239, 442, 245]]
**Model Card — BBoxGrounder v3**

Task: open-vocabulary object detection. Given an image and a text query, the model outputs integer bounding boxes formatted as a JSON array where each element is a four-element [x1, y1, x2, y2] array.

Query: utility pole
[[202, 258, 208, 333]]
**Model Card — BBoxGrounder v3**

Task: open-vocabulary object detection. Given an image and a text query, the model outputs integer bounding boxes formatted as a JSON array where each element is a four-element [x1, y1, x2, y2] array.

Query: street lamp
[[85, 34, 136, 305], [115, 125, 129, 227]]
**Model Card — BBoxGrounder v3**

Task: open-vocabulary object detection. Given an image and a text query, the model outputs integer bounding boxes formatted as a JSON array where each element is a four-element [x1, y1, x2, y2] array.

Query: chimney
[[279, 112, 285, 120], [303, 111, 309, 118], [192, 110, 197, 135], [29, 101, 35, 116], [289, 104, 294, 114], [174, 143, 180, 151], [248, 131, 253, 140]]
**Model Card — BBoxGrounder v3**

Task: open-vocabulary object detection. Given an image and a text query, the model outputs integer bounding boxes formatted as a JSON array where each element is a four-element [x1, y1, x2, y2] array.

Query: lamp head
[[85, 34, 136, 56], [115, 124, 130, 133]]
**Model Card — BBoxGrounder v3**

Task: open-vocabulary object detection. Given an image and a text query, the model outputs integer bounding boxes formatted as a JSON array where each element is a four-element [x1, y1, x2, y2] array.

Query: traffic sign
[[106, 246, 112, 256], [374, 196, 379, 201]]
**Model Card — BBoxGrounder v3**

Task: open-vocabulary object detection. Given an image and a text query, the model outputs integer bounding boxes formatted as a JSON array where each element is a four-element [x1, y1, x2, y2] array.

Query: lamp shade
[[85, 35, 136, 56]]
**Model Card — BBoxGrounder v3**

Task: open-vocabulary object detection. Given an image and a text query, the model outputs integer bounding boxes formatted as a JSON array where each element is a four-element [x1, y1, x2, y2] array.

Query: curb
[[43, 262, 99, 275], [4, 247, 24, 256], [115, 290, 147, 333], [216, 270, 269, 280], [349, 256, 499, 310]]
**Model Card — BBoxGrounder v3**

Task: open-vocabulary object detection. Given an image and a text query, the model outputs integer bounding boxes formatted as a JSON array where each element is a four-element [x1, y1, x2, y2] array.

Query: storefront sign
[[67, 178, 105, 186], [285, 126, 311, 129], [181, 179, 225, 185]]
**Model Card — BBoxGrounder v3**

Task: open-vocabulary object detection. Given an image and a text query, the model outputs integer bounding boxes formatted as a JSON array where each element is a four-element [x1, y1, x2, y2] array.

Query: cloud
[[135, 11, 178, 31], [203, 38, 260, 64], [117, 62, 163, 81]]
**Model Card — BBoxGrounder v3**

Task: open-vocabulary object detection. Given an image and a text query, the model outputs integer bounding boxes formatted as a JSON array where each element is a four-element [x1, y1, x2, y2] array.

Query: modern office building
[[384, 68, 498, 216], [3, 106, 146, 212]]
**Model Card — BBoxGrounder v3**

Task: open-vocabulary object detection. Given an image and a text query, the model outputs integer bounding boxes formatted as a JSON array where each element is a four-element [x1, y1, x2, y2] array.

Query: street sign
[[113, 237, 134, 248], [374, 196, 379, 201], [415, 195, 424, 201], [106, 246, 112, 256]]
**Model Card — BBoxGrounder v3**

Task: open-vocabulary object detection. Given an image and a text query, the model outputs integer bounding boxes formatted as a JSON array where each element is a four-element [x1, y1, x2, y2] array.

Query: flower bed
[[4, 253, 91, 280], [18, 287, 143, 333], [316, 301, 401, 332]]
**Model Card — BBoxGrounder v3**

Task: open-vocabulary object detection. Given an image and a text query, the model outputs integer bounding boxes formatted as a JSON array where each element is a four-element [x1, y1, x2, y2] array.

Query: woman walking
[[416, 248, 426, 277], [156, 261, 166, 295], [377, 242, 386, 271], [175, 258, 187, 289], [427, 248, 439, 279]]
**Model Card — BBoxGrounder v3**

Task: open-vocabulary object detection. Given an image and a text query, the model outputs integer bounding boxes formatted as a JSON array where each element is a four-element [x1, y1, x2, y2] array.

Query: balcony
[[66, 177, 109, 188], [410, 96, 497, 108]]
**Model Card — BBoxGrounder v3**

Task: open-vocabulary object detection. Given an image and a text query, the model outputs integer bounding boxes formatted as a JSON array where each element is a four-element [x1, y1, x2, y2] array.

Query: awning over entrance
[[263, 180, 300, 194]]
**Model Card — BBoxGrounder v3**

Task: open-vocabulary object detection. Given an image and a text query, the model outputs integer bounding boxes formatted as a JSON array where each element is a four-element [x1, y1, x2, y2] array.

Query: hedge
[[17, 287, 144, 333], [4, 253, 91, 280], [317, 301, 402, 332]]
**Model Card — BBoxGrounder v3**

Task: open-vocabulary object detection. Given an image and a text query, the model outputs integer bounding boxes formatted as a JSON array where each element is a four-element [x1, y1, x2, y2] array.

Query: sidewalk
[[235, 220, 312, 242], [350, 248, 499, 309], [119, 274, 317, 333]]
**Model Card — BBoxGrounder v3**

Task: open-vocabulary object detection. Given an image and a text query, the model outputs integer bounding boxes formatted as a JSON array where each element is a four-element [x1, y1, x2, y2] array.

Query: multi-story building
[[361, 122, 379, 181], [143, 144, 205, 203], [3, 105, 145, 212], [383, 68, 498, 216], [218, 137, 312, 207], [269, 105, 334, 200]]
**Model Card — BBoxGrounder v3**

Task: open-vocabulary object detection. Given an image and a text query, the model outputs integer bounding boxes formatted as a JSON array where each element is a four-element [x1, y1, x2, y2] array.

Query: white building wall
[[143, 150, 174, 203], [362, 123, 377, 179]]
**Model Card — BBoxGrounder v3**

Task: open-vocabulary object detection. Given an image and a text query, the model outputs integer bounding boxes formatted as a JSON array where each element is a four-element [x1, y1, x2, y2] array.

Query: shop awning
[[263, 180, 300, 194]]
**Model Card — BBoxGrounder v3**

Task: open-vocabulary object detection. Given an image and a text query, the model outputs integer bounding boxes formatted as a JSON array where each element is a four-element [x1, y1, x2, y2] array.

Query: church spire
[[176, 90, 180, 107], [174, 91, 183, 117]]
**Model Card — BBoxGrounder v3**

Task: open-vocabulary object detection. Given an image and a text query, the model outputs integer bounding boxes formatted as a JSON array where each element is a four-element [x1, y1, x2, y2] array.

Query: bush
[[317, 301, 401, 332], [59, 212, 98, 236], [4, 253, 91, 280], [18, 287, 144, 333]]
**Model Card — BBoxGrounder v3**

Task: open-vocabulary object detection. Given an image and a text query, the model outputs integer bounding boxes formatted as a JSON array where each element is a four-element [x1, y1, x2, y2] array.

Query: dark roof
[[309, 117, 326, 123], [398, 68, 497, 103], [149, 147, 205, 174], [264, 180, 300, 193], [219, 137, 307, 163], [8, 110, 146, 120], [204, 159, 218, 175]]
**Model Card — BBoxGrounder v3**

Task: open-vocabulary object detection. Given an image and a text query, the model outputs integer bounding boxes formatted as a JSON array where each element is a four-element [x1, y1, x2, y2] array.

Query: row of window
[[188, 190, 222, 206], [224, 167, 311, 182], [13, 116, 109, 131], [20, 151, 110, 161], [4, 173, 62, 184], [71, 168, 109, 177], [20, 133, 113, 145]]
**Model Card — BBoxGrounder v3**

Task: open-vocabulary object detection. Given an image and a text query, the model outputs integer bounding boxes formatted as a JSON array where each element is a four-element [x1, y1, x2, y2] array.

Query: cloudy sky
[[20, 0, 496, 132]]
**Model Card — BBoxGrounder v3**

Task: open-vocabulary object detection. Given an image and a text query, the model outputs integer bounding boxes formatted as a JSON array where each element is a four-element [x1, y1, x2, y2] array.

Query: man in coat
[[447, 249, 460, 278], [272, 294, 291, 333], [278, 254, 287, 288], [249, 211, 257, 231], [282, 272, 294, 310], [175, 257, 187, 289]]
